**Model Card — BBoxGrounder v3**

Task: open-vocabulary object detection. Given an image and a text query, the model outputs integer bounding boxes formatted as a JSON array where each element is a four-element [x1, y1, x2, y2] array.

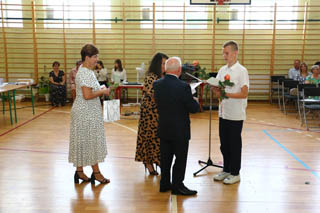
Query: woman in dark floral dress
[[135, 52, 168, 175], [49, 61, 66, 106]]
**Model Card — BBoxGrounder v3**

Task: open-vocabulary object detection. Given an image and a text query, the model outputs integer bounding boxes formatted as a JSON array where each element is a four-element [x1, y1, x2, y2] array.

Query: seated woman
[[49, 61, 66, 106], [111, 59, 127, 101], [305, 65, 320, 99], [111, 59, 127, 83], [296, 62, 310, 84], [305, 65, 320, 85], [94, 60, 108, 87]]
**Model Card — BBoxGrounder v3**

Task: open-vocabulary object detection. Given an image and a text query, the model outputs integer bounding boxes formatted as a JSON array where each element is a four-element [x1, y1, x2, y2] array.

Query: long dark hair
[[97, 60, 104, 68], [147, 52, 168, 78], [114, 59, 123, 72]]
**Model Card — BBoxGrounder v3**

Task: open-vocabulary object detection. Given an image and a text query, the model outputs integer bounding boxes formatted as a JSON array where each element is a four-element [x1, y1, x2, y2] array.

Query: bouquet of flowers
[[207, 74, 234, 101], [218, 74, 234, 101], [105, 83, 120, 99]]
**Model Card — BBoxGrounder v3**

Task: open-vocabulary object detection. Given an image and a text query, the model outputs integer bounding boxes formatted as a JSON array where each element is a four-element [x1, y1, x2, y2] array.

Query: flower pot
[[39, 87, 49, 94], [44, 93, 50, 102]]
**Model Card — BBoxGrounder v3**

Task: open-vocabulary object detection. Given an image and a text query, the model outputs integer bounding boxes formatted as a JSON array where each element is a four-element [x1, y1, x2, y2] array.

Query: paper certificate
[[190, 82, 202, 94], [206, 77, 220, 87]]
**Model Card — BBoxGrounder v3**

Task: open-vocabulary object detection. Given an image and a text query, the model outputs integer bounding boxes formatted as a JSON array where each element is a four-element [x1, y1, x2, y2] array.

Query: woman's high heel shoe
[[74, 170, 91, 184], [144, 163, 159, 176], [91, 172, 110, 184]]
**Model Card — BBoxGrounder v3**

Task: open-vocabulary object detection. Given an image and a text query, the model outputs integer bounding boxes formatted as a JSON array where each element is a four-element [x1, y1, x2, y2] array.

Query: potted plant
[[193, 60, 210, 80], [38, 76, 50, 101]]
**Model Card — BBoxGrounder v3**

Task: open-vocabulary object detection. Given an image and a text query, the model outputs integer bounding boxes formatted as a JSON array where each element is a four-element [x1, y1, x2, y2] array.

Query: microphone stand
[[184, 72, 222, 176]]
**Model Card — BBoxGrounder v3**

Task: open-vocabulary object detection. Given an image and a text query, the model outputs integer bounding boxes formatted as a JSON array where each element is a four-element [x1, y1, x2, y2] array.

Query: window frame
[[228, 0, 298, 30], [43, 0, 111, 29], [140, 0, 209, 30]]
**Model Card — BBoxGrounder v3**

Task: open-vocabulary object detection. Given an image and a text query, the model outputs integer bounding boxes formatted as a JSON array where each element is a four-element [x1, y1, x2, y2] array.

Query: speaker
[[231, 9, 238, 20], [142, 8, 150, 20], [46, 7, 54, 19]]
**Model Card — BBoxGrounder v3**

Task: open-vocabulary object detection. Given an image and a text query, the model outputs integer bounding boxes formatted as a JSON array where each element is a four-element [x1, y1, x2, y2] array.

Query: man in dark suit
[[154, 56, 200, 196]]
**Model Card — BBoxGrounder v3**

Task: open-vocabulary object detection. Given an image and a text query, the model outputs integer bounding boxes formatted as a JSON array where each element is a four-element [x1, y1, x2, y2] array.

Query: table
[[115, 84, 144, 105], [0, 84, 35, 124]]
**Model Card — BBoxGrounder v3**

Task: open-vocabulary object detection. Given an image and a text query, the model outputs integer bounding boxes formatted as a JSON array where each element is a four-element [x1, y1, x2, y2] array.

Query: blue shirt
[[288, 67, 299, 80]]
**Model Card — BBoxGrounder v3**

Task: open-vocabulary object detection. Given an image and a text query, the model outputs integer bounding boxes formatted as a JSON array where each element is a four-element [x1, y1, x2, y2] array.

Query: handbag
[[103, 99, 120, 122]]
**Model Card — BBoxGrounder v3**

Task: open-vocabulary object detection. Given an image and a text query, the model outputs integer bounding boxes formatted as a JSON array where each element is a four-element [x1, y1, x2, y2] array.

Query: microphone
[[185, 72, 203, 82], [181, 63, 196, 73]]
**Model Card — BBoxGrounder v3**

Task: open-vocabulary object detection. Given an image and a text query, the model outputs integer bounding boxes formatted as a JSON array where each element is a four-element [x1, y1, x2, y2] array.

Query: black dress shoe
[[171, 185, 197, 196], [160, 184, 172, 192]]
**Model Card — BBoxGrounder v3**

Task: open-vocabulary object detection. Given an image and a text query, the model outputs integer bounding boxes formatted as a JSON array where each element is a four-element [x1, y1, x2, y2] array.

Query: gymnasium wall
[[0, 0, 319, 100]]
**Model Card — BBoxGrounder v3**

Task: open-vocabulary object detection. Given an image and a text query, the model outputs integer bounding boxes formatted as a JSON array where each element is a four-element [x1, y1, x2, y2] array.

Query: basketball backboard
[[190, 0, 251, 5]]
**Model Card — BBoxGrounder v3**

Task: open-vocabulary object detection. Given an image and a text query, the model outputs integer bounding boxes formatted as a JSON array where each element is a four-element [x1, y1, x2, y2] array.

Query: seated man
[[288, 59, 300, 80]]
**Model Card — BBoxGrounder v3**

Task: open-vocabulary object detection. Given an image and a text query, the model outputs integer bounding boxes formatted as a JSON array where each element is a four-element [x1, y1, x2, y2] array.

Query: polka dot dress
[[68, 66, 107, 167]]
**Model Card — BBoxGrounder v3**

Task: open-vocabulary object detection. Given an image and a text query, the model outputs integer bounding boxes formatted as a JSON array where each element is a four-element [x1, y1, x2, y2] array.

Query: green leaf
[[108, 83, 120, 100]]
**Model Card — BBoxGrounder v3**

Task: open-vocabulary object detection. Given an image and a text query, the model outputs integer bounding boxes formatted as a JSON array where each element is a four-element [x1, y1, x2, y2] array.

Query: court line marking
[[41, 108, 319, 134], [171, 195, 178, 213], [111, 122, 137, 134], [107, 116, 177, 210], [263, 130, 320, 180], [0, 147, 135, 160], [194, 116, 318, 133], [0, 107, 55, 137]]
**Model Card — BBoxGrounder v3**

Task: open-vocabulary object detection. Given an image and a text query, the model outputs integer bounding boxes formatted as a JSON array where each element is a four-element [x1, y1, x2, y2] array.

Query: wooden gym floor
[[0, 100, 320, 212]]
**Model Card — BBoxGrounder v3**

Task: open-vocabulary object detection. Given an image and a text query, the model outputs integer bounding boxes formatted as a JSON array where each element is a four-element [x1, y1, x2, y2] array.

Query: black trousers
[[160, 138, 189, 189], [219, 118, 243, 176]]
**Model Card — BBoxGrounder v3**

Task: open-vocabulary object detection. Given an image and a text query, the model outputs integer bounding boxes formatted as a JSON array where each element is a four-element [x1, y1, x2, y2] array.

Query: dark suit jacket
[[153, 74, 200, 141]]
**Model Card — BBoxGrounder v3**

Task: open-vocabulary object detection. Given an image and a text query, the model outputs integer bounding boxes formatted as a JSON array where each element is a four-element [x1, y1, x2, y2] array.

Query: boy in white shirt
[[212, 40, 249, 185]]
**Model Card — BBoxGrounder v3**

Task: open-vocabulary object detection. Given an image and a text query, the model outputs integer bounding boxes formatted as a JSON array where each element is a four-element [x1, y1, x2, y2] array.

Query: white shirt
[[217, 61, 249, 121], [111, 68, 127, 83], [166, 73, 178, 78], [288, 67, 299, 80], [94, 68, 108, 82]]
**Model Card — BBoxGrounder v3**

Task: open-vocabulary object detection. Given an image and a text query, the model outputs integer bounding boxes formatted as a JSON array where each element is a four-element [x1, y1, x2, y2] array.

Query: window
[[44, 0, 111, 28], [141, 0, 208, 29], [0, 0, 23, 28], [229, 0, 298, 30]]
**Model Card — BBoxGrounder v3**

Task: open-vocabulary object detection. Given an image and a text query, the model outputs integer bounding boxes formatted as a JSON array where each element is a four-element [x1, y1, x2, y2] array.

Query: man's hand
[[193, 97, 199, 102]]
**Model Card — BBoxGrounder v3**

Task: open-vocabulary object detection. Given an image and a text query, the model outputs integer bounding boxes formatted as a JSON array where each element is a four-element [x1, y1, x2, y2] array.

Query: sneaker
[[223, 175, 240, 184], [213, 172, 231, 181]]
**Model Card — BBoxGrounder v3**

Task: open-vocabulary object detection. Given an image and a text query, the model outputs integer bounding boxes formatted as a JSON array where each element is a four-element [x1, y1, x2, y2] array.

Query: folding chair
[[302, 87, 320, 131], [270, 75, 285, 104], [282, 80, 299, 114], [296, 84, 316, 124], [278, 78, 290, 111]]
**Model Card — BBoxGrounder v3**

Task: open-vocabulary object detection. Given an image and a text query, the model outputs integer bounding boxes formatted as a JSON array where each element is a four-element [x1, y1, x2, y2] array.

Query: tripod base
[[193, 157, 223, 176]]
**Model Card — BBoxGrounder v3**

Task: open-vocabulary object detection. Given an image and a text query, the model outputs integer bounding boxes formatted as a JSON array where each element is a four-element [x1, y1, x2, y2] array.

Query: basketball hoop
[[190, 0, 251, 6], [218, 0, 224, 5]]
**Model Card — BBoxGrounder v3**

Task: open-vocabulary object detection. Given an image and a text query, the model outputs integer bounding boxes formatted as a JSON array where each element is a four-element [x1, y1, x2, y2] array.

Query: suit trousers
[[160, 138, 189, 189], [219, 117, 243, 176]]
